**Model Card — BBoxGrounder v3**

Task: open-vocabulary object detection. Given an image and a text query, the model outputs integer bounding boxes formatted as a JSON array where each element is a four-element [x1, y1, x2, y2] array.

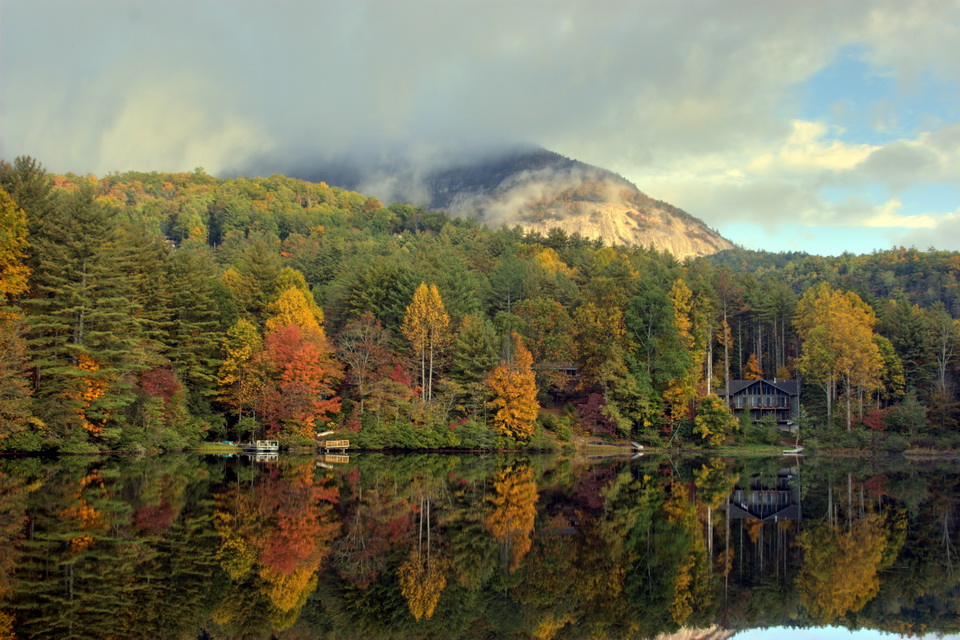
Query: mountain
[[245, 146, 734, 259], [423, 147, 735, 259]]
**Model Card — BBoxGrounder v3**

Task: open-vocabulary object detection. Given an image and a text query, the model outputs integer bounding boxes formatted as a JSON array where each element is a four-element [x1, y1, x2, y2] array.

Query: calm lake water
[[0, 452, 958, 640]]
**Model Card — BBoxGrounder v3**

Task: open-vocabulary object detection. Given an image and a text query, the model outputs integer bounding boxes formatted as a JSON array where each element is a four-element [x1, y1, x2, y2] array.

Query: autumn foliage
[[486, 463, 538, 571], [797, 516, 888, 622], [486, 333, 540, 440], [256, 324, 342, 437]]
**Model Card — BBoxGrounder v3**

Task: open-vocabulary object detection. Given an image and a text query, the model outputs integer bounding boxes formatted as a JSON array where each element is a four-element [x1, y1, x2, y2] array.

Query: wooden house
[[717, 379, 800, 424]]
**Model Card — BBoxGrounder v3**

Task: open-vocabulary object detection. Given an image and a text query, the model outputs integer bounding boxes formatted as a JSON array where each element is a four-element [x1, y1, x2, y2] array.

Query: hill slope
[[425, 148, 734, 259], [252, 147, 735, 259]]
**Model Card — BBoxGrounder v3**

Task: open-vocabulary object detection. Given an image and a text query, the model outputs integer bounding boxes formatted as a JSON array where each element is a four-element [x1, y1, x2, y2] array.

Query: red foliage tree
[[255, 324, 342, 438]]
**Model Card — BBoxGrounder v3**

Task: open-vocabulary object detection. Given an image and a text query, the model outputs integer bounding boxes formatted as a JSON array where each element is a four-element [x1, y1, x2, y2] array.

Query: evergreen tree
[[166, 239, 223, 403], [25, 184, 144, 446], [448, 314, 500, 416]]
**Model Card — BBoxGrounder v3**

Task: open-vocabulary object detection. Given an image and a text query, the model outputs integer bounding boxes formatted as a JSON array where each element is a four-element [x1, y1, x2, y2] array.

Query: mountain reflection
[[0, 453, 958, 639]]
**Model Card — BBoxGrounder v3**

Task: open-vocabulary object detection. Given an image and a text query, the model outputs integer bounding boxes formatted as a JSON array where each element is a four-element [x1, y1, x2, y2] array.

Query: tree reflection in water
[[0, 454, 958, 639]]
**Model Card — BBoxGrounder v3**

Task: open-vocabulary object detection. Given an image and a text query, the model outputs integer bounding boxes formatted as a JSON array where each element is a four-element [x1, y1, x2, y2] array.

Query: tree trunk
[[845, 372, 852, 431], [428, 336, 434, 402], [825, 379, 832, 425], [723, 312, 730, 395]]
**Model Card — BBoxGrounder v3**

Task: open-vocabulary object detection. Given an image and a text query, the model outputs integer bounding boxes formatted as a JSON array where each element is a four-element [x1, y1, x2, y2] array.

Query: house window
[[750, 396, 759, 408], [734, 397, 744, 408], [778, 396, 787, 408]]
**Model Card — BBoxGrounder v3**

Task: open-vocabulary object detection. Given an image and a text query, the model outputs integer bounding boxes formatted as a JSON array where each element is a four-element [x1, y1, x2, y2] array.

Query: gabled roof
[[718, 379, 800, 397], [722, 503, 801, 522]]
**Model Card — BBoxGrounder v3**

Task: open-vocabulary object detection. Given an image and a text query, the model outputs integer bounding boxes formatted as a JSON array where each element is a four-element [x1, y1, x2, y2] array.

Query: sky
[[734, 628, 960, 640], [1, 1, 959, 255]]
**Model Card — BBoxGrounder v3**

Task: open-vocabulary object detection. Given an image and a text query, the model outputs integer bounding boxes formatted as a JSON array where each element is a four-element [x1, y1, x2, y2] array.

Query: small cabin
[[717, 379, 800, 424]]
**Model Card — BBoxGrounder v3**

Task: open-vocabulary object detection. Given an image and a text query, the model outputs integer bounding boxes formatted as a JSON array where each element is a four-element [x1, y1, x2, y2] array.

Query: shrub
[[539, 414, 572, 442], [882, 434, 910, 453]]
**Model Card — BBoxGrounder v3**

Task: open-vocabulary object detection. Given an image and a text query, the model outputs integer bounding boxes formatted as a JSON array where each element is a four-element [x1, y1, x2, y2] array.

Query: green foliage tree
[[693, 393, 738, 447], [25, 183, 144, 447]]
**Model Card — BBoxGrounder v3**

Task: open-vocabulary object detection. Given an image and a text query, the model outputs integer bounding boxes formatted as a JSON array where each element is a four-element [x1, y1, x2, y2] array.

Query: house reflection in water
[[721, 467, 802, 523], [717, 466, 803, 584]]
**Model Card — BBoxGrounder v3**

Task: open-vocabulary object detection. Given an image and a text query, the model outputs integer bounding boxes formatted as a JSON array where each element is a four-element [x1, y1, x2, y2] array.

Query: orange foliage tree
[[743, 353, 763, 380], [486, 463, 538, 571], [486, 333, 540, 440]]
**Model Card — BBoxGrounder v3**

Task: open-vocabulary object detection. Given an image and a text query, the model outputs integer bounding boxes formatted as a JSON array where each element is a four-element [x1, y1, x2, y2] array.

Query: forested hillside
[[0, 157, 958, 453]]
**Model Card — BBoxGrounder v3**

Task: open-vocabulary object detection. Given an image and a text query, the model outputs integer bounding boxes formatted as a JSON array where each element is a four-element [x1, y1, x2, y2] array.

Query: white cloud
[[896, 208, 960, 250], [748, 120, 877, 172], [2, 1, 959, 253]]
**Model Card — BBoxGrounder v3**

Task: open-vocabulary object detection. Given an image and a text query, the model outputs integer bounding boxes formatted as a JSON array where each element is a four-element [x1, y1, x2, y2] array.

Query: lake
[[0, 452, 958, 640]]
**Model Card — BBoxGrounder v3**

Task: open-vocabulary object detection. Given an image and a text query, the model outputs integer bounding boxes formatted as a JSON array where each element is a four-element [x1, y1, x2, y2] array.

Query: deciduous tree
[[486, 333, 539, 440], [402, 283, 450, 402]]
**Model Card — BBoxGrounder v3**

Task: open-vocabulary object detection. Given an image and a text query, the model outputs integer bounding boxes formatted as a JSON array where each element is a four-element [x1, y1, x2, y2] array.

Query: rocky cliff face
[[425, 148, 734, 259], [654, 626, 736, 640]]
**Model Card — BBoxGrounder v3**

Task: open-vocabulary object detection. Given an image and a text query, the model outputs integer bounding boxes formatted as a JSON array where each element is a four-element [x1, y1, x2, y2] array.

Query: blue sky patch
[[798, 44, 959, 146]]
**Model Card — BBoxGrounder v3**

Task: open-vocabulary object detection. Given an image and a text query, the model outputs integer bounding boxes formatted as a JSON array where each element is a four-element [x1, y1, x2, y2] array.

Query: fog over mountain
[[4, 1, 959, 254], [235, 145, 734, 258]]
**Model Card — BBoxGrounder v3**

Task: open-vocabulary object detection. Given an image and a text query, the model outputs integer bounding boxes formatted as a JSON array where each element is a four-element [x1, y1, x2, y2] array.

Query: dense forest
[[0, 156, 958, 453]]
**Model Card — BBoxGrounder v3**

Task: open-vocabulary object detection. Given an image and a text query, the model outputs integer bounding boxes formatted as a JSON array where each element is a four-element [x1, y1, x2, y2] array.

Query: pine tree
[[0, 156, 56, 247], [25, 183, 144, 444], [117, 225, 173, 366], [448, 314, 500, 416], [166, 239, 223, 402]]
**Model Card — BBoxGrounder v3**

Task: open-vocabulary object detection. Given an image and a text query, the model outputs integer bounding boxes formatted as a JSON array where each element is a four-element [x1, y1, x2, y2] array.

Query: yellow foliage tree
[[693, 393, 738, 446], [0, 188, 29, 301], [264, 287, 324, 336], [534, 247, 575, 278], [662, 484, 711, 626], [217, 318, 263, 418], [663, 279, 697, 424], [486, 333, 540, 440], [402, 283, 451, 402], [398, 549, 449, 621], [797, 516, 888, 622], [796, 283, 883, 429], [485, 463, 538, 571]]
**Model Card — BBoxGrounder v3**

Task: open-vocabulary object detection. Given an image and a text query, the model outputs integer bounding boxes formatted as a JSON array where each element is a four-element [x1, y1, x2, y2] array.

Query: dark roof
[[722, 503, 801, 522], [718, 379, 800, 397]]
